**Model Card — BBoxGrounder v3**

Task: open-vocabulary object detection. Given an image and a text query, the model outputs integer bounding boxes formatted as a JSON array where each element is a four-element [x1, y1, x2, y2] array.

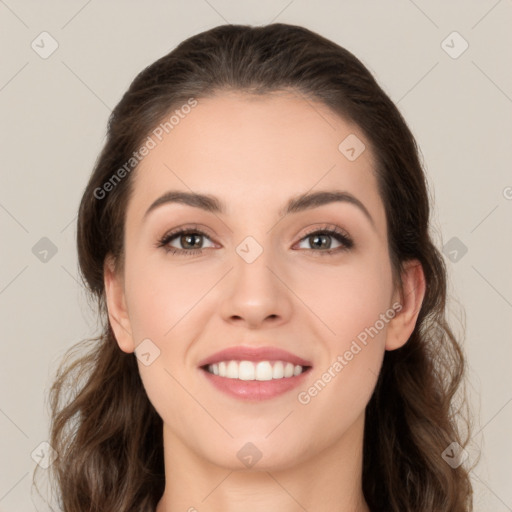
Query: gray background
[[1, 1, 511, 510]]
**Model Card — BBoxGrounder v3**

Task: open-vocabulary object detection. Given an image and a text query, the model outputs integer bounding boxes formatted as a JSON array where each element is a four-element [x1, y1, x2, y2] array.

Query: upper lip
[[197, 346, 313, 368]]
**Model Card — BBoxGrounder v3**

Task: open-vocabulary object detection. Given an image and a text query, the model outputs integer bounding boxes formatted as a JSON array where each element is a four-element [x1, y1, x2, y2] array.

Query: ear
[[385, 259, 426, 351], [103, 254, 135, 353]]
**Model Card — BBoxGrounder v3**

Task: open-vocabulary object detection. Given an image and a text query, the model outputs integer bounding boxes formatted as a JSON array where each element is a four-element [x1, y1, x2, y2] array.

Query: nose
[[218, 239, 294, 330]]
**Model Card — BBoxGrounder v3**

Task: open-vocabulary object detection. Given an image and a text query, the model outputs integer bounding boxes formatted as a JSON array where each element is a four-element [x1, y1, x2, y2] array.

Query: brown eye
[[157, 228, 215, 255], [176, 233, 205, 250], [296, 227, 354, 255]]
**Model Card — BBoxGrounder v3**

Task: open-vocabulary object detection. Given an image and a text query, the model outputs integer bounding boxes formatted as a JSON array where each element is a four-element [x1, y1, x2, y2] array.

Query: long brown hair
[[35, 23, 473, 511]]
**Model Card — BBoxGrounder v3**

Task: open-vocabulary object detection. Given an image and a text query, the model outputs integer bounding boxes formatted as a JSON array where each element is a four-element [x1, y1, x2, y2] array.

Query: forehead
[[129, 90, 385, 232]]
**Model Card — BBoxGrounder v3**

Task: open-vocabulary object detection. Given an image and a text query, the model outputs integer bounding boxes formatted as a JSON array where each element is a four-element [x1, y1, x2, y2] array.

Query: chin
[[198, 436, 311, 472]]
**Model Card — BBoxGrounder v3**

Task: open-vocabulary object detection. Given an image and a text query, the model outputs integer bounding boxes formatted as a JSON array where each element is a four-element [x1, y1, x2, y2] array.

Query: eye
[[295, 225, 354, 256], [156, 225, 216, 256], [156, 223, 354, 257]]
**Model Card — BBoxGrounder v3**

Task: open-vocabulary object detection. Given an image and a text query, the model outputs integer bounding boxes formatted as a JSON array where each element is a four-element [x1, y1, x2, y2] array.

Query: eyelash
[[155, 224, 354, 257]]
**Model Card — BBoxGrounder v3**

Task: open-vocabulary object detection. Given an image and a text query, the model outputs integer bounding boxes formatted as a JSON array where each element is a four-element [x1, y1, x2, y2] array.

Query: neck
[[156, 413, 370, 512]]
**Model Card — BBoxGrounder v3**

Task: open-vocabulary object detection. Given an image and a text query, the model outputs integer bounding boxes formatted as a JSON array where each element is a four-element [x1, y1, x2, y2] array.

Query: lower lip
[[200, 367, 312, 401]]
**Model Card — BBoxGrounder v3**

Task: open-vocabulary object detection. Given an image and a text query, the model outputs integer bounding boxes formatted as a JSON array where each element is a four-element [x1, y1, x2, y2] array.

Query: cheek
[[121, 255, 206, 425], [297, 253, 394, 343], [300, 255, 393, 402], [123, 252, 213, 343]]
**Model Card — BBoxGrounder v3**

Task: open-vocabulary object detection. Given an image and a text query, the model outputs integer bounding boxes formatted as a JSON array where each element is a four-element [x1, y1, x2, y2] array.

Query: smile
[[205, 360, 308, 380], [197, 345, 313, 400], [200, 362, 312, 401]]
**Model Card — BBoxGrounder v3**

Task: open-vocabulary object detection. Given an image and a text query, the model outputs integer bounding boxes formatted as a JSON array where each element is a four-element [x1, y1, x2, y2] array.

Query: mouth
[[201, 360, 311, 380], [197, 345, 313, 401]]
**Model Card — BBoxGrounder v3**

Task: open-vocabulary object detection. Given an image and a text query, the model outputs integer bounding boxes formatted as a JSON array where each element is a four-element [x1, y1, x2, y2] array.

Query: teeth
[[272, 361, 284, 379], [226, 361, 238, 379], [238, 361, 254, 380], [207, 360, 306, 380]]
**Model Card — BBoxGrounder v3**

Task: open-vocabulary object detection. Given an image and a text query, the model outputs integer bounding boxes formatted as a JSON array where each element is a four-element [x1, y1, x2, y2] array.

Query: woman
[[38, 23, 473, 511]]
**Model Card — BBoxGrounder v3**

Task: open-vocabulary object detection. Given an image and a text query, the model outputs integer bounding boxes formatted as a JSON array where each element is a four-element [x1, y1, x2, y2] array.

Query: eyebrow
[[143, 189, 375, 228]]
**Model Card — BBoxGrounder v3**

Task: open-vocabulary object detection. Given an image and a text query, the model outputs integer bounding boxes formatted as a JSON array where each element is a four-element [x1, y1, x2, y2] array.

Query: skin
[[104, 90, 426, 512]]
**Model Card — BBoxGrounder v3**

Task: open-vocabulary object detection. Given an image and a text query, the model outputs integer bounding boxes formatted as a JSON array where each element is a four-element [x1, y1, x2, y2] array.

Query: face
[[105, 90, 422, 471]]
